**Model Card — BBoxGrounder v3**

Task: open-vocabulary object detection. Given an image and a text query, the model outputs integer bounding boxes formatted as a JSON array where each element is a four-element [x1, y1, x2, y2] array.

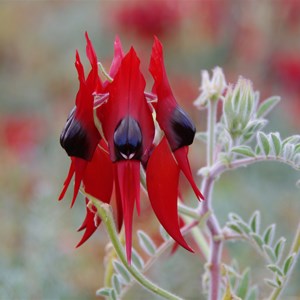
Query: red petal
[[76, 198, 100, 247], [113, 165, 123, 232], [85, 32, 98, 70], [149, 36, 176, 103], [146, 138, 193, 252], [58, 160, 75, 201], [117, 160, 140, 262], [174, 147, 204, 201], [101, 48, 154, 163], [109, 36, 124, 79], [170, 217, 186, 255], [85, 32, 103, 94], [83, 146, 114, 203], [71, 158, 87, 208]]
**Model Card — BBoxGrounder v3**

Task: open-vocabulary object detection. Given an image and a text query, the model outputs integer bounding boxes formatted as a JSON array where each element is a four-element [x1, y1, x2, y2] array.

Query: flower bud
[[194, 67, 227, 108], [223, 77, 256, 139]]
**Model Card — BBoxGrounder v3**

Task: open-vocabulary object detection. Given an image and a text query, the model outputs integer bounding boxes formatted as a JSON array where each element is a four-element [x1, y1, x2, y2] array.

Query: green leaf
[[227, 222, 243, 234], [274, 238, 286, 261], [246, 286, 258, 300], [229, 213, 243, 222], [113, 261, 131, 283], [96, 287, 111, 297], [110, 289, 117, 300], [236, 268, 250, 299], [237, 221, 252, 234], [231, 146, 256, 157], [263, 245, 277, 263], [283, 253, 296, 275], [282, 143, 295, 161], [112, 275, 121, 295], [265, 278, 280, 288], [270, 133, 282, 156], [249, 211, 260, 233], [257, 132, 270, 156], [131, 249, 144, 270], [282, 135, 300, 146], [275, 275, 282, 287], [250, 233, 264, 249], [137, 230, 157, 255], [263, 224, 276, 245], [257, 96, 280, 118], [267, 264, 283, 276]]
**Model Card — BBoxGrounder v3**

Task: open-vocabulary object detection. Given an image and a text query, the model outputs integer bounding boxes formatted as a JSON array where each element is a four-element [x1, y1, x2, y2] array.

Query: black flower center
[[60, 107, 91, 160], [114, 116, 142, 160], [169, 106, 196, 151]]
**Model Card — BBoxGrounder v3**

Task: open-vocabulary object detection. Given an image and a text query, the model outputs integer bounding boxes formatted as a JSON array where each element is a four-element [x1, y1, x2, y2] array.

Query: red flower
[[59, 33, 203, 262], [59, 32, 102, 207]]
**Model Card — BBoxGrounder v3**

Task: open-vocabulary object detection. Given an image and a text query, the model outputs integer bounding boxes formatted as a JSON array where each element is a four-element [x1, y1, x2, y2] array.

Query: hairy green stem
[[199, 97, 223, 300], [89, 196, 183, 300]]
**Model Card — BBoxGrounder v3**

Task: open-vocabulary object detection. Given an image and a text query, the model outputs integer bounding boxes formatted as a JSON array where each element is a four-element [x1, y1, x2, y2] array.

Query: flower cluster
[[59, 33, 203, 261]]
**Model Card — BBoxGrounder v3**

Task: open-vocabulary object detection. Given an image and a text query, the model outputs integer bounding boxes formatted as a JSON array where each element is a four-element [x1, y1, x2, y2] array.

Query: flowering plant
[[59, 33, 300, 300]]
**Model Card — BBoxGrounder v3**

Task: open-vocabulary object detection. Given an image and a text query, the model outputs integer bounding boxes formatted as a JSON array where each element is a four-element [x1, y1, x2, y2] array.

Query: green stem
[[89, 196, 183, 300], [207, 99, 218, 167]]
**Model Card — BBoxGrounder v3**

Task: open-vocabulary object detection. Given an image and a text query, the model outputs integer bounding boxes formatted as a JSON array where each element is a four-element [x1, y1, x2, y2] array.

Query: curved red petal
[[58, 160, 75, 201], [71, 157, 87, 208], [85, 32, 98, 70], [146, 138, 193, 252], [109, 36, 124, 79], [101, 48, 154, 163], [174, 147, 204, 201], [76, 198, 100, 247], [117, 161, 140, 262], [83, 146, 114, 203]]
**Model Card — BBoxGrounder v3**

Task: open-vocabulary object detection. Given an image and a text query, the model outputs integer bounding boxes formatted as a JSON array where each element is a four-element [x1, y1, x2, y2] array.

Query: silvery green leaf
[[96, 287, 111, 297], [195, 132, 207, 143], [255, 144, 261, 155], [229, 213, 243, 222], [249, 211, 260, 233], [242, 119, 267, 142], [113, 261, 131, 283], [276, 275, 282, 287], [137, 230, 156, 255], [267, 264, 283, 276], [274, 238, 286, 261], [257, 132, 270, 156], [250, 233, 264, 249], [110, 289, 117, 300], [231, 146, 256, 157], [293, 153, 300, 166], [227, 222, 243, 234], [283, 253, 296, 275], [263, 245, 277, 263], [282, 143, 295, 161], [270, 133, 282, 156], [282, 135, 300, 146], [236, 268, 250, 299], [237, 221, 252, 234], [112, 275, 121, 295], [265, 278, 280, 288], [131, 249, 144, 270], [263, 224, 276, 245], [246, 286, 258, 300], [256, 96, 280, 118], [294, 143, 300, 154]]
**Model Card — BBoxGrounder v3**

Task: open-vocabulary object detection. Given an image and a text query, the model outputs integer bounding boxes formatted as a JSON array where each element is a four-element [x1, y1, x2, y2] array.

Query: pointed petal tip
[[173, 147, 205, 201]]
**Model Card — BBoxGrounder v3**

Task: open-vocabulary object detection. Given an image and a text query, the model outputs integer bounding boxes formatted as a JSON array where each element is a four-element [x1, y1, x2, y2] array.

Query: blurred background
[[0, 1, 299, 299]]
